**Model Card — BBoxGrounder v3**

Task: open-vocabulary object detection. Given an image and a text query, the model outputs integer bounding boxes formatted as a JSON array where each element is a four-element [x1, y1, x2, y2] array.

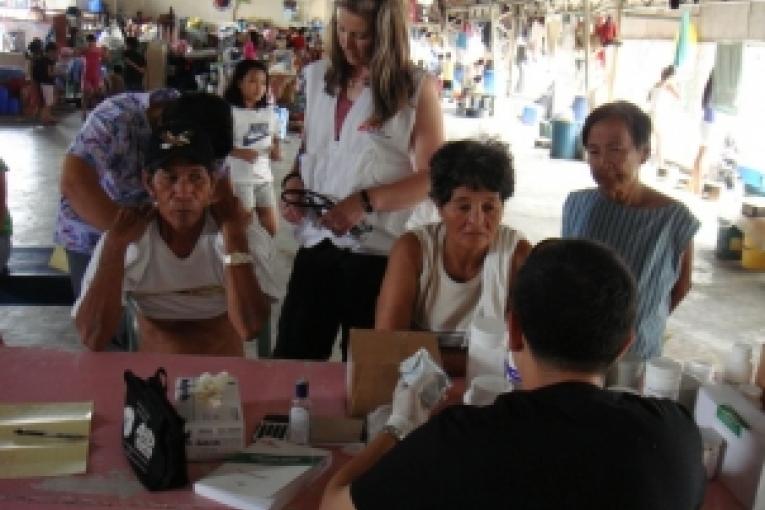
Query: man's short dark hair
[[429, 139, 515, 207], [581, 101, 652, 150], [510, 239, 636, 373], [86, 34, 96, 43], [161, 92, 234, 160]]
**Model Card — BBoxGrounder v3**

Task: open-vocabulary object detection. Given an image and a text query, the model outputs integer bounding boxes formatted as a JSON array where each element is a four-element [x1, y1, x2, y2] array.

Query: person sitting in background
[[73, 124, 278, 356], [122, 36, 146, 91], [0, 158, 11, 274], [375, 139, 531, 344], [320, 238, 705, 510], [562, 101, 699, 361]]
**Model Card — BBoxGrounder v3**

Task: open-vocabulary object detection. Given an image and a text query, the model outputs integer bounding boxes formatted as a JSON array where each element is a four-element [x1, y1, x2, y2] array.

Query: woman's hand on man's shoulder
[[107, 205, 154, 248]]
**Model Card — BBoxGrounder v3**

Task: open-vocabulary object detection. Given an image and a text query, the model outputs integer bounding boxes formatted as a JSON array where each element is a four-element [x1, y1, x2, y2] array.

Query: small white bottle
[[288, 379, 310, 445]]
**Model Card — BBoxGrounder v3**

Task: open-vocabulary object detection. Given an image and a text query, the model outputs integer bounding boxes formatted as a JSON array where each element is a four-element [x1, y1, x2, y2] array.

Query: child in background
[[81, 34, 105, 119], [32, 41, 58, 125], [0, 158, 12, 274], [223, 59, 281, 236]]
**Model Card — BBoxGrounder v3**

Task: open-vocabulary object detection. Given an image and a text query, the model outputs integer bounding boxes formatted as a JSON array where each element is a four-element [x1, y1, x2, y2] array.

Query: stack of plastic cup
[[466, 316, 507, 388], [643, 357, 683, 400]]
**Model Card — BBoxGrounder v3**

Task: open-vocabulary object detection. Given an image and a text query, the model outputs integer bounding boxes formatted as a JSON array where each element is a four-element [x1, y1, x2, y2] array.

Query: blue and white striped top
[[562, 189, 700, 359]]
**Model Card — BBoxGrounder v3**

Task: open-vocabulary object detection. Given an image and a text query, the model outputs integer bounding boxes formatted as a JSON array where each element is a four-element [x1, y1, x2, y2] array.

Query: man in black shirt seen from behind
[[122, 36, 146, 92], [321, 238, 705, 510]]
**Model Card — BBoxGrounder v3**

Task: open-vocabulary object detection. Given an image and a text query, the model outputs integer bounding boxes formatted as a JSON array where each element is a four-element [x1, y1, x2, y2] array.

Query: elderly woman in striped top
[[562, 101, 700, 360]]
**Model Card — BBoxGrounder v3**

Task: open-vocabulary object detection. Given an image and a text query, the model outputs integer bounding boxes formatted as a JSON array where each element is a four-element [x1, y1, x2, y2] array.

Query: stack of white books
[[193, 439, 331, 510]]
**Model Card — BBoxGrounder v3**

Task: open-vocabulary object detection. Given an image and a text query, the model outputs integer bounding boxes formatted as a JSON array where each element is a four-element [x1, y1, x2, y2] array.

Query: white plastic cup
[[723, 342, 753, 385], [467, 317, 507, 386], [614, 358, 645, 390], [643, 357, 683, 400], [470, 316, 506, 349], [463, 375, 510, 406]]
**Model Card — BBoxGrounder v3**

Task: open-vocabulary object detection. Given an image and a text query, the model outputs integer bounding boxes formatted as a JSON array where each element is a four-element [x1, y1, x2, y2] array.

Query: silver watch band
[[223, 252, 254, 266]]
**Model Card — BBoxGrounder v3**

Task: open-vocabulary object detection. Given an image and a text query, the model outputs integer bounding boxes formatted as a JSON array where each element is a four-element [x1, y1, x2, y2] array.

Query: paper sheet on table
[[0, 401, 93, 479]]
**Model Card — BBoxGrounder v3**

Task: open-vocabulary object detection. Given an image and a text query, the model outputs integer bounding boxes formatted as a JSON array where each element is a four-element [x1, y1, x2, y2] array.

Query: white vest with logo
[[296, 59, 427, 255]]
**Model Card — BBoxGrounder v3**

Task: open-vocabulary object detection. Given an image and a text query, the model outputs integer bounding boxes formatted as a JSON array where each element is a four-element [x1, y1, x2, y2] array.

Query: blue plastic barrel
[[550, 119, 579, 160], [483, 69, 495, 95], [572, 95, 589, 123], [453, 65, 464, 88], [521, 105, 538, 125], [7, 97, 20, 115]]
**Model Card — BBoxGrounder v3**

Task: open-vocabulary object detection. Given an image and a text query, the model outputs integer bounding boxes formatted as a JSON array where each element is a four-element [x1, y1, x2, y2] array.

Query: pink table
[[0, 346, 746, 510], [0, 346, 347, 509]]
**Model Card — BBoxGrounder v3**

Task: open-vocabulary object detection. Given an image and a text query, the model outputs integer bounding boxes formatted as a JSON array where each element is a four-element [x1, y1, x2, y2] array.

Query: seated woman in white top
[[376, 140, 532, 344], [73, 123, 279, 356]]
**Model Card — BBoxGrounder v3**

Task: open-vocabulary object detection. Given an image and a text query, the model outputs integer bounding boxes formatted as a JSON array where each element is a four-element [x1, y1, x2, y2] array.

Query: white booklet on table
[[193, 439, 331, 510]]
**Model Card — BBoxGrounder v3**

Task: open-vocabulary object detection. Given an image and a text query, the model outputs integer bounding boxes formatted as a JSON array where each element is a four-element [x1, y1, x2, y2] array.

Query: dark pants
[[66, 249, 91, 300], [273, 240, 388, 361], [66, 248, 136, 352]]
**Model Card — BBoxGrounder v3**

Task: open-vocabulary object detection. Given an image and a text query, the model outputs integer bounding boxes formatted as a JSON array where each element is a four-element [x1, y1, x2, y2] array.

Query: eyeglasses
[[280, 188, 373, 237]]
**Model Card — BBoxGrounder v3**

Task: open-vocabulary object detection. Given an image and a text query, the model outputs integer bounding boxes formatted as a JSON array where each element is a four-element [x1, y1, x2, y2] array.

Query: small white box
[[694, 383, 765, 508], [174, 375, 244, 461]]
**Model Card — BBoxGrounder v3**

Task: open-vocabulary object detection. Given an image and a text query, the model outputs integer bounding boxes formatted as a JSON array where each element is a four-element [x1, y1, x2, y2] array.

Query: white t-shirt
[[72, 212, 281, 321], [228, 106, 277, 184]]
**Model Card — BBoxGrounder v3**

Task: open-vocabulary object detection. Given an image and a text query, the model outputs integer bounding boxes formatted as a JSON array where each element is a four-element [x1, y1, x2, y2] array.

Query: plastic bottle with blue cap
[[288, 379, 310, 445]]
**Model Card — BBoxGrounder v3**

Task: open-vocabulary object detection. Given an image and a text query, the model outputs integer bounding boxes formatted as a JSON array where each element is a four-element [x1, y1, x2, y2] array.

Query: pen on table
[[13, 428, 87, 440]]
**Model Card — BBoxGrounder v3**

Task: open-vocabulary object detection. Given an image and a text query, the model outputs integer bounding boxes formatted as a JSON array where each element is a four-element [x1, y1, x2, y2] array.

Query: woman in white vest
[[375, 140, 531, 344], [274, 0, 444, 360]]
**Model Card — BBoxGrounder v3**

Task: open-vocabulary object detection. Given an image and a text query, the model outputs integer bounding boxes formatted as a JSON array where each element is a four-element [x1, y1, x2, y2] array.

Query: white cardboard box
[[694, 384, 765, 508], [174, 375, 244, 461]]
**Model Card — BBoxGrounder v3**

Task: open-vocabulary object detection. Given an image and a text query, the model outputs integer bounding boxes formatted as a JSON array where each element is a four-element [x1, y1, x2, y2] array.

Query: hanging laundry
[[711, 43, 743, 115]]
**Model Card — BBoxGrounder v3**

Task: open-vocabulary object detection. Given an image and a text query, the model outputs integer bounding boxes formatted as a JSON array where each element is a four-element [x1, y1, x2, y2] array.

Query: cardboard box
[[346, 329, 441, 418], [694, 384, 765, 508], [742, 198, 765, 218], [174, 375, 244, 461]]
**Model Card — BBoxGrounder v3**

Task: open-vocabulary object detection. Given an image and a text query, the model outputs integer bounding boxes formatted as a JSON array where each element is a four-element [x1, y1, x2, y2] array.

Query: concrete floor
[[1, 99, 763, 372]]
